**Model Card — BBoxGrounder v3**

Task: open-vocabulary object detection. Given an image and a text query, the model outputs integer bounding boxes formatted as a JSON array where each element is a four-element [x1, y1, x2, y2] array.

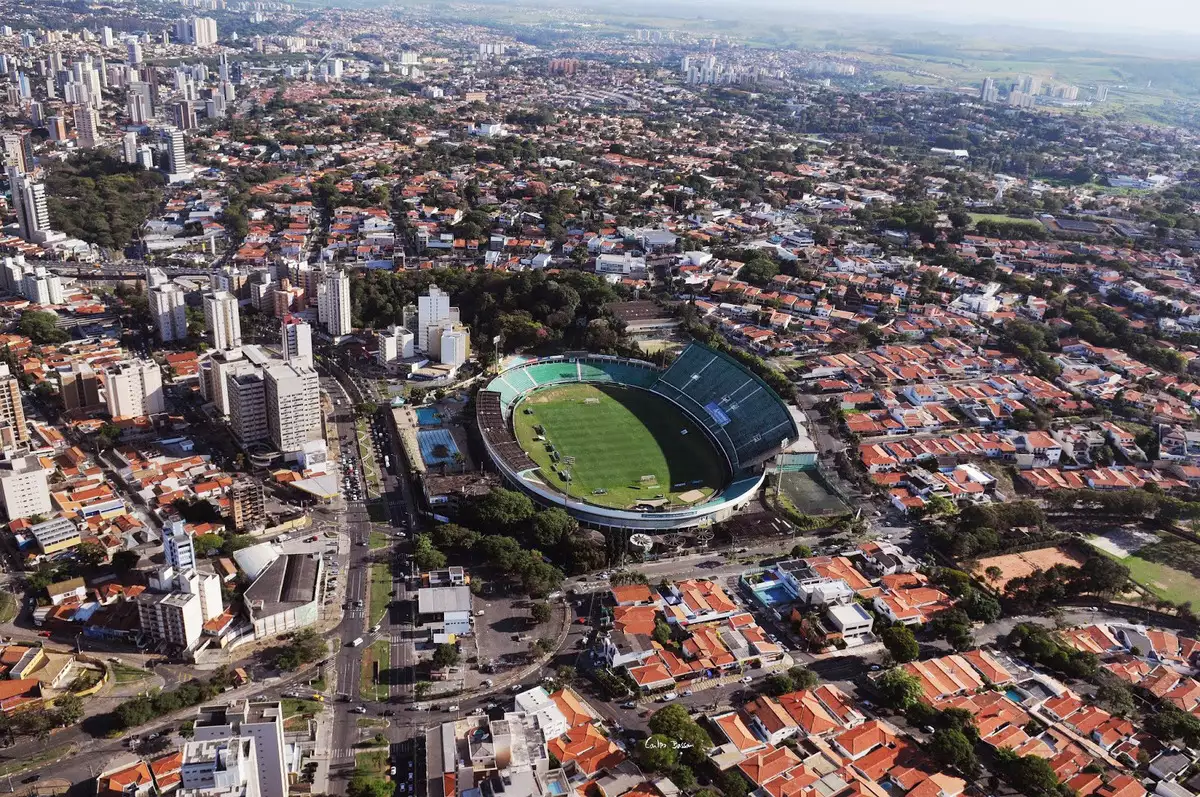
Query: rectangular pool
[[752, 582, 795, 607], [415, 407, 442, 427]]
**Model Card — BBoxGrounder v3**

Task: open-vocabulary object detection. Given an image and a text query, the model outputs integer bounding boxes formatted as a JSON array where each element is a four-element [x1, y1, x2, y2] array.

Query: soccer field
[[512, 383, 727, 510]]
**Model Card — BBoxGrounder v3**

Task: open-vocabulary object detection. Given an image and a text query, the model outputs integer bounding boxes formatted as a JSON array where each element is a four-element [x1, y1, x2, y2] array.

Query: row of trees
[[113, 666, 241, 730]]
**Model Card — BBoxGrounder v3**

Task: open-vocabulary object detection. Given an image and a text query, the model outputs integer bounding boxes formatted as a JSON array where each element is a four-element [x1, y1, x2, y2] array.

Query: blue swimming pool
[[418, 428, 461, 466], [1005, 689, 1024, 704], [416, 407, 442, 427], [752, 582, 795, 607]]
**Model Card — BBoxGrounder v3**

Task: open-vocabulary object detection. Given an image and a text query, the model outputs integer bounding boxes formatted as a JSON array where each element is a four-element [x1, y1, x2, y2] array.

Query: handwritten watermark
[[643, 738, 694, 750]]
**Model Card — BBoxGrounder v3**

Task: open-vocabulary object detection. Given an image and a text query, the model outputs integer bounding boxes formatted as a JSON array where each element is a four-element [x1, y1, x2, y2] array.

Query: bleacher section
[[651, 343, 797, 468], [525, 362, 580, 386], [476, 391, 537, 472]]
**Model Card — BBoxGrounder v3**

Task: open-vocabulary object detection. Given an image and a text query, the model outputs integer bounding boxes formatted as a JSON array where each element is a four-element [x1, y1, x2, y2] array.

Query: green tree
[[75, 541, 108, 568], [431, 643, 460, 670], [413, 534, 448, 570], [761, 673, 796, 696], [995, 749, 1062, 797], [876, 667, 924, 710], [653, 617, 673, 646], [473, 488, 535, 532], [276, 629, 326, 670], [961, 589, 1002, 623], [52, 693, 84, 726], [638, 734, 679, 772], [414, 681, 432, 699], [927, 728, 979, 776], [530, 602, 552, 625], [112, 549, 141, 573], [787, 666, 819, 690], [528, 508, 576, 549], [881, 625, 920, 663], [18, 310, 69, 344]]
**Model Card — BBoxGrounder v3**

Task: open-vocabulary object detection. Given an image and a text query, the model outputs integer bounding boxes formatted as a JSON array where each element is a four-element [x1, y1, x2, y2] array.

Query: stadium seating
[[651, 343, 796, 468], [525, 362, 579, 386]]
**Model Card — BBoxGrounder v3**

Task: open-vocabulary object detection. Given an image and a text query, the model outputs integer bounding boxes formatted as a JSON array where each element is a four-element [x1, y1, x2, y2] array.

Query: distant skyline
[[754, 0, 1200, 37]]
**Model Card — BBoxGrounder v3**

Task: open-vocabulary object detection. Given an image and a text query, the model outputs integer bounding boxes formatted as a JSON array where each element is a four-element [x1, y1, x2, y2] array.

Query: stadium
[[476, 343, 801, 531]]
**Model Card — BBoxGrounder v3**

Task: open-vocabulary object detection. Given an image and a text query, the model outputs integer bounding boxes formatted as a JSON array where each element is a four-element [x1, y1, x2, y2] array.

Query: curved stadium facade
[[476, 343, 800, 531]]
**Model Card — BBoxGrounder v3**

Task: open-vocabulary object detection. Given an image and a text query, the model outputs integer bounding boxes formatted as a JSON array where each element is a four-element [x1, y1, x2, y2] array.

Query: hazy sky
[[813, 0, 1200, 36]]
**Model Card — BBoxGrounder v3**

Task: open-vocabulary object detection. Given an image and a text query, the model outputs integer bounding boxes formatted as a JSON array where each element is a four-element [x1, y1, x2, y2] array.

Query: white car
[[447, 704, 460, 712], [741, 675, 754, 684]]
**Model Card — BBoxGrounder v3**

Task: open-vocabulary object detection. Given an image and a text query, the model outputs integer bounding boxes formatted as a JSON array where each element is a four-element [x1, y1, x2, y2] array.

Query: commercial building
[[280, 316, 312, 368], [317, 269, 351, 338], [151, 282, 189, 342], [122, 131, 139, 164], [243, 552, 323, 639], [416, 586, 473, 636], [0, 455, 52, 520], [29, 515, 81, 555], [137, 590, 204, 650], [103, 359, 165, 419], [264, 362, 321, 454], [204, 291, 242, 351], [193, 701, 286, 797], [164, 126, 193, 182]]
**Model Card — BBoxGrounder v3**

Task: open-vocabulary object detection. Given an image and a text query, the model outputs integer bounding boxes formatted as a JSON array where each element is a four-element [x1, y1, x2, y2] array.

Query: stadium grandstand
[[475, 345, 802, 531]]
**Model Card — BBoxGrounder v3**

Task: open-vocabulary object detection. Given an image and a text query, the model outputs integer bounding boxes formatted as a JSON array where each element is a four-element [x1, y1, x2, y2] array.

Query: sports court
[[776, 470, 850, 516]]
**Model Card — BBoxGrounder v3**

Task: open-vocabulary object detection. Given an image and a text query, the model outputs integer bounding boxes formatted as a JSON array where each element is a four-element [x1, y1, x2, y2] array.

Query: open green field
[[512, 383, 726, 510], [1091, 533, 1200, 604], [969, 213, 1044, 226]]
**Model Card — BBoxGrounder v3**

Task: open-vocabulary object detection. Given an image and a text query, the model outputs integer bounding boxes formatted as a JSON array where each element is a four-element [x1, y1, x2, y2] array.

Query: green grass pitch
[[511, 383, 727, 510]]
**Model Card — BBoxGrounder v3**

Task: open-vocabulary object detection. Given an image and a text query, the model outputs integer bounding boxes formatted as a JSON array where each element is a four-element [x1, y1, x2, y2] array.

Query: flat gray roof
[[417, 586, 472, 615]]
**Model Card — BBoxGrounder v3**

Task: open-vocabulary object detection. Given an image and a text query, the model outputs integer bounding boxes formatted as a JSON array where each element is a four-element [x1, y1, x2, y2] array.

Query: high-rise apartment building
[[57, 363, 104, 414], [281, 316, 312, 368], [0, 456, 51, 520], [2, 133, 32, 174], [264, 363, 321, 453], [227, 369, 268, 445], [7, 167, 56, 243], [417, 284, 459, 353], [151, 282, 189, 342], [317, 269, 351, 337], [193, 701, 287, 797], [103, 359, 165, 419], [163, 519, 196, 571], [122, 131, 139, 164], [204, 290, 242, 351], [0, 364, 27, 445], [48, 115, 67, 142], [230, 478, 265, 531], [137, 591, 204, 649], [175, 17, 218, 47], [73, 106, 100, 148]]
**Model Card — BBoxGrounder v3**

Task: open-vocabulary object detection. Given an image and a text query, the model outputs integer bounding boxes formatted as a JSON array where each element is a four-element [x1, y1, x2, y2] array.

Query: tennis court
[[417, 428, 461, 466]]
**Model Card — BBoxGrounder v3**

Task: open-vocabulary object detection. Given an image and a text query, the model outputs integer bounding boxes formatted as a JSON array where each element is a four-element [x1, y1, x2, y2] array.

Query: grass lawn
[[369, 562, 393, 625], [369, 530, 390, 551], [359, 638, 391, 702], [512, 383, 726, 510], [282, 698, 322, 717], [111, 662, 151, 684], [968, 213, 1046, 228], [0, 593, 16, 624], [1091, 534, 1200, 604], [355, 748, 389, 775]]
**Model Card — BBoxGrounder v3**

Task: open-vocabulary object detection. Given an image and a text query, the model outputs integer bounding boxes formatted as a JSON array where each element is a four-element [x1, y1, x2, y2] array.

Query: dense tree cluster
[[1006, 624, 1099, 679], [45, 151, 165, 252], [1004, 556, 1129, 614], [112, 666, 240, 730], [351, 268, 635, 358]]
